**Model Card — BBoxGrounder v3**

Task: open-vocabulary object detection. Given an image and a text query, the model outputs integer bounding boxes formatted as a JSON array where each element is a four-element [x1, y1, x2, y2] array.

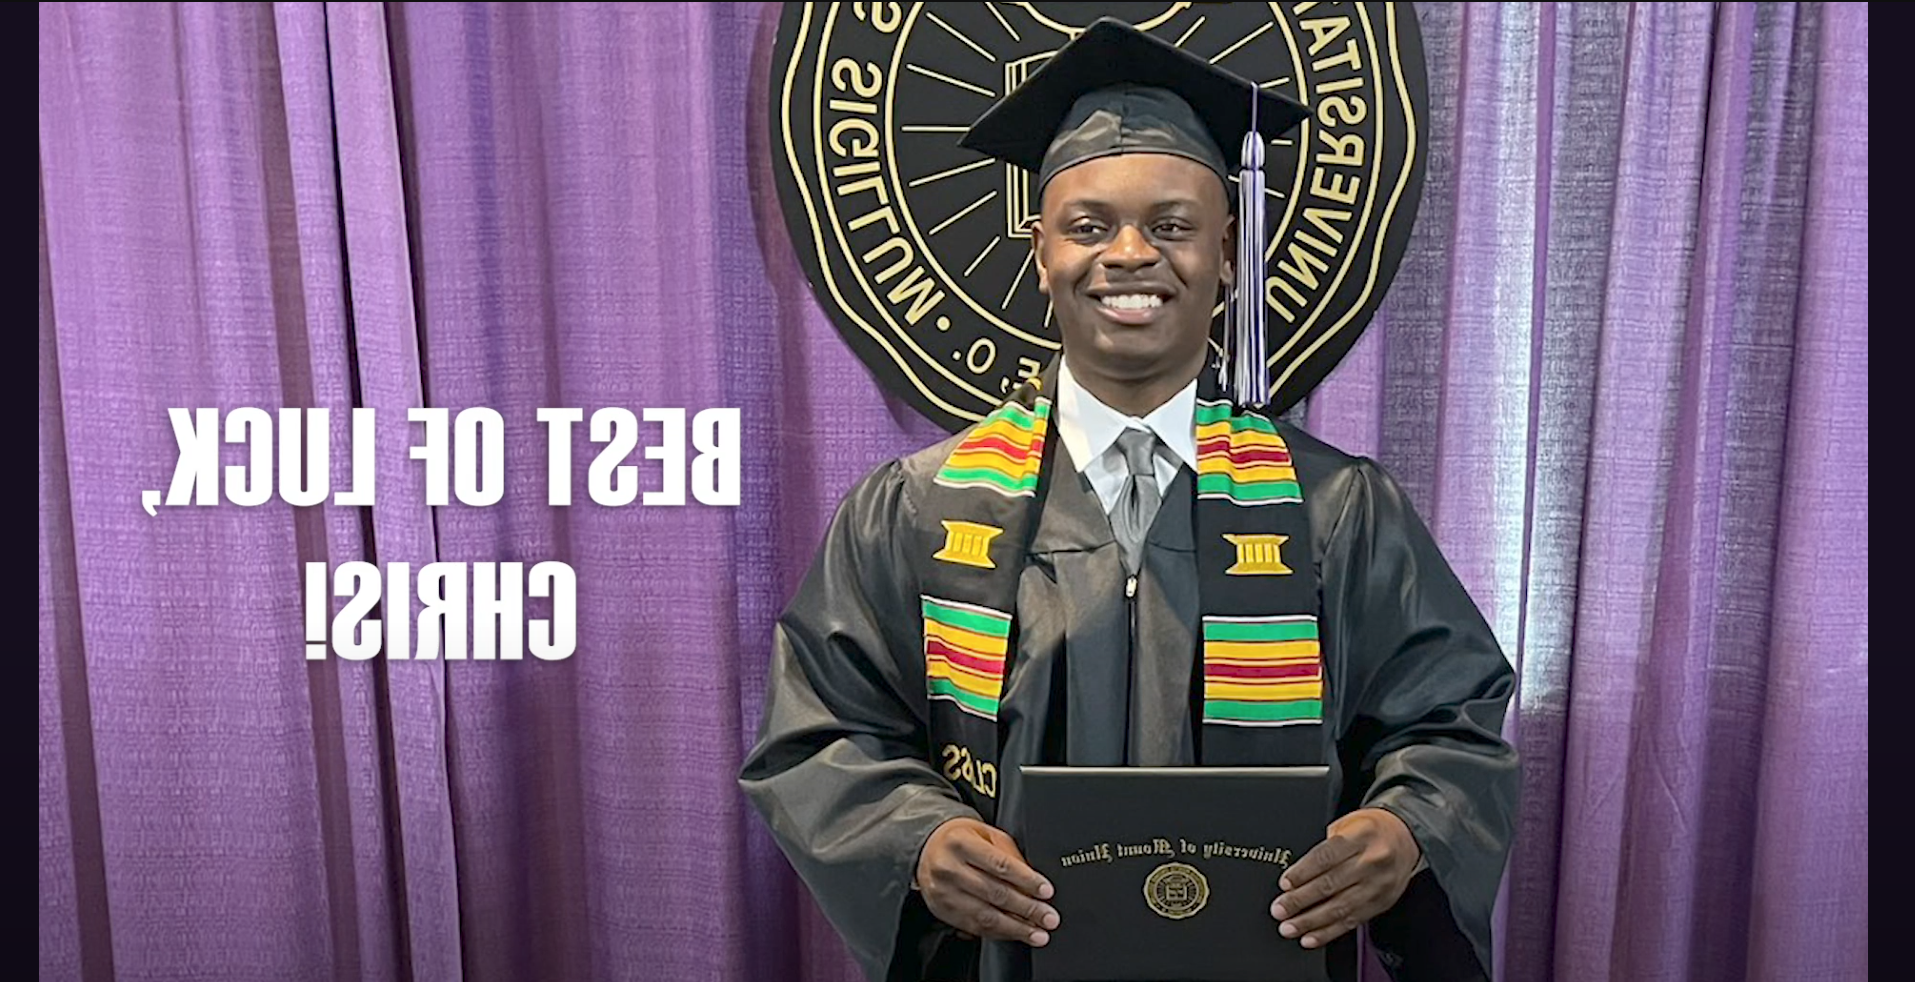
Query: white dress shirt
[[1055, 360, 1199, 514]]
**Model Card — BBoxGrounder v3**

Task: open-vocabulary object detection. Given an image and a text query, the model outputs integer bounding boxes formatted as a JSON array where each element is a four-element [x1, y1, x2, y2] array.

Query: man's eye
[[1069, 221, 1102, 236], [1154, 222, 1191, 236]]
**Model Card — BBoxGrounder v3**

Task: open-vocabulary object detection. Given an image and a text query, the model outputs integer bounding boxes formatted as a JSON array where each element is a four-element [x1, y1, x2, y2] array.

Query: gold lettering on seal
[[822, 57, 949, 327]]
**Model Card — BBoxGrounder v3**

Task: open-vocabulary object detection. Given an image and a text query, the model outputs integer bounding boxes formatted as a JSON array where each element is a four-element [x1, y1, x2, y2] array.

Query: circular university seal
[[771, 3, 1428, 432], [1143, 861, 1210, 920]]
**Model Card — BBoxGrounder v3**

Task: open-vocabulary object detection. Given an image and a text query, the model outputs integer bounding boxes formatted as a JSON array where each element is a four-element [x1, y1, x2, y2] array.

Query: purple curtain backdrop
[[39, 4, 1866, 982]]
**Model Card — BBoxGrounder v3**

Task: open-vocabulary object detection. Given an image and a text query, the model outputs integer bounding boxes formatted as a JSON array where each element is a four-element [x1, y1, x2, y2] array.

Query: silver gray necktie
[[1111, 428, 1165, 575]]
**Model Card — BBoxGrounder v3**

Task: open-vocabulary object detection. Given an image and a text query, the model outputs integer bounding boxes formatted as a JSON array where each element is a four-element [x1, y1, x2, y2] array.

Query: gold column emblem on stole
[[935, 521, 1003, 569], [1223, 534, 1292, 575]]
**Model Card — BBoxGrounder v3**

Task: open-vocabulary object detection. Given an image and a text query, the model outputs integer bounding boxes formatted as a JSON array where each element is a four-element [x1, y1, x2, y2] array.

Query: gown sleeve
[[739, 460, 982, 982], [1320, 459, 1520, 982]]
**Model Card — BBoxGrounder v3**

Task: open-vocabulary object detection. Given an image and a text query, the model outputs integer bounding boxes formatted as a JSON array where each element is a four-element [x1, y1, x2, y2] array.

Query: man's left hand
[[1269, 808, 1421, 949]]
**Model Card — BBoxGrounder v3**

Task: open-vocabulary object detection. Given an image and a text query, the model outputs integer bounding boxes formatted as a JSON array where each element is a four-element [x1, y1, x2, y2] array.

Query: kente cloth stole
[[913, 360, 1325, 823]]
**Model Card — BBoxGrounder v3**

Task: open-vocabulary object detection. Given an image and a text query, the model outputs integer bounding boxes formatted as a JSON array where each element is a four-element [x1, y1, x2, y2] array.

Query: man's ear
[[1030, 219, 1050, 295], [1219, 213, 1238, 289]]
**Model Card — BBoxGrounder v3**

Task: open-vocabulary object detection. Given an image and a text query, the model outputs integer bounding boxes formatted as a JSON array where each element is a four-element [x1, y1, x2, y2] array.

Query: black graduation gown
[[739, 423, 1517, 982]]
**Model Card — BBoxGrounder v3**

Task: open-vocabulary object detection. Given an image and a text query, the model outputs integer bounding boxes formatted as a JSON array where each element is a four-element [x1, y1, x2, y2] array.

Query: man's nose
[[1101, 224, 1161, 269]]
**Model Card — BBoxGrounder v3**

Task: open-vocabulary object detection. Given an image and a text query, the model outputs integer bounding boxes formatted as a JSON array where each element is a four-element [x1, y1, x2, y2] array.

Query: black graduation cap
[[959, 17, 1310, 407]]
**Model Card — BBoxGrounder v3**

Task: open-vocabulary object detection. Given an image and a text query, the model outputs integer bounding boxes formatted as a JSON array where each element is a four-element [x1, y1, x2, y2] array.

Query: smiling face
[[1031, 153, 1233, 411]]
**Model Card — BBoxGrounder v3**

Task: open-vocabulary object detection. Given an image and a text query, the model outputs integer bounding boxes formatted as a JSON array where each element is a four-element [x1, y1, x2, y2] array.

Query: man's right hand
[[915, 817, 1061, 946]]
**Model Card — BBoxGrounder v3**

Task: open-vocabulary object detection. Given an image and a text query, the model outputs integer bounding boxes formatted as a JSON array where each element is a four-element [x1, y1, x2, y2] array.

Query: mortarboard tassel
[[1230, 107, 1269, 408]]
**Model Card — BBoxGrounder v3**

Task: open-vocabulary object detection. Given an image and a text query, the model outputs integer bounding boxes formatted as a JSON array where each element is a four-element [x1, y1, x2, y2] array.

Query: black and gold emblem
[[772, 3, 1429, 431], [934, 519, 1003, 568], [1142, 861, 1210, 920], [1223, 532, 1292, 575]]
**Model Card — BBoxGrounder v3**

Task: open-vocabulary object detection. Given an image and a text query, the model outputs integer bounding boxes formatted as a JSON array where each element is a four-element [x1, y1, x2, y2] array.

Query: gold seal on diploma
[[1142, 861, 1209, 920]]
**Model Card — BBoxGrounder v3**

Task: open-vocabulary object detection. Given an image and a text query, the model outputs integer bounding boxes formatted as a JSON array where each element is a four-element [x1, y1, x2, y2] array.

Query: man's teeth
[[1099, 294, 1164, 310]]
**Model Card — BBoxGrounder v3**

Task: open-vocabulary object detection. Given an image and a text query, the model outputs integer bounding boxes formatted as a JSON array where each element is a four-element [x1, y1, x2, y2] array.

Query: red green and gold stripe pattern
[[1201, 615, 1323, 725], [1195, 399, 1302, 506], [934, 398, 1052, 498], [922, 595, 1011, 721]]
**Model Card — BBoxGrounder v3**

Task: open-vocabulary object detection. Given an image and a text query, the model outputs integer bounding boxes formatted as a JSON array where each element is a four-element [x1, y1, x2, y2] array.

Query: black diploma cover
[[1021, 766, 1356, 982]]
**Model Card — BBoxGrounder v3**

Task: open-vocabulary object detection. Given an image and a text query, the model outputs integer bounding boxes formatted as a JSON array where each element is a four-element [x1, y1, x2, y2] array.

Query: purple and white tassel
[[1230, 123, 1268, 408]]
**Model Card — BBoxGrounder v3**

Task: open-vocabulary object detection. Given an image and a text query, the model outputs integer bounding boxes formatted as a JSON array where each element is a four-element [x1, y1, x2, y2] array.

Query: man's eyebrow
[[1051, 197, 1206, 211]]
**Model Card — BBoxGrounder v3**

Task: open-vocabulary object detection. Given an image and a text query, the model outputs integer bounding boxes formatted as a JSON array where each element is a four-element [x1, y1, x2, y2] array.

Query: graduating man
[[742, 19, 1516, 982]]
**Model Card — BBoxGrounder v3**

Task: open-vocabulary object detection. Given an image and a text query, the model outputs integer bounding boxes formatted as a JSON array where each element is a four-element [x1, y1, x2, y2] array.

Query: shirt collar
[[1056, 359, 1200, 473]]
